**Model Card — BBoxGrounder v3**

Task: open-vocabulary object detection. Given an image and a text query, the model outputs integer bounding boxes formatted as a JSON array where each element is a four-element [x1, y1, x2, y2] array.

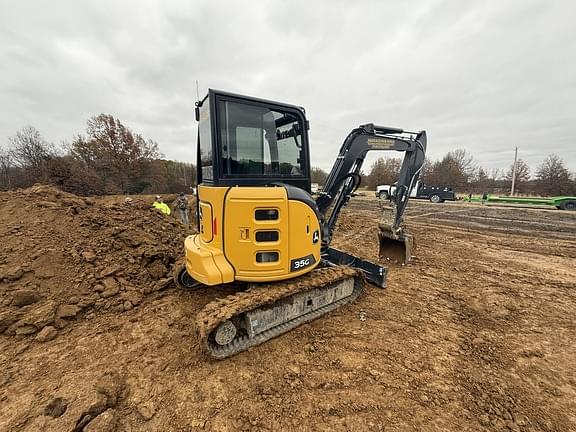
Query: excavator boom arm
[[316, 123, 427, 247]]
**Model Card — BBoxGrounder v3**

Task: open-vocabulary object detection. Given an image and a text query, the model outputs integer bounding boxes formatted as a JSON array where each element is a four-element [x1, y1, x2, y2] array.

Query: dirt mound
[[0, 185, 191, 340]]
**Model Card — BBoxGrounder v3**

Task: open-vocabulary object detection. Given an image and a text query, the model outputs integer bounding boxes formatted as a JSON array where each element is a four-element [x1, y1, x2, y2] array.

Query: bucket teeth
[[196, 266, 364, 359]]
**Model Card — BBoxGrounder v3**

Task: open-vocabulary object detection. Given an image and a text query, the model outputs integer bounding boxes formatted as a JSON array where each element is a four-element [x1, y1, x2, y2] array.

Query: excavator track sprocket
[[196, 266, 364, 359]]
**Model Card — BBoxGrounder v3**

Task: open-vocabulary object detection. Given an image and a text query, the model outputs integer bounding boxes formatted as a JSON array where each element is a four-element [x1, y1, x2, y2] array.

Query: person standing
[[173, 192, 190, 225]]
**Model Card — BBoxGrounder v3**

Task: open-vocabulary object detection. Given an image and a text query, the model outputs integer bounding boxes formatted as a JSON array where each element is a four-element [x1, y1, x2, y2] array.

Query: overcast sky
[[1, 0, 575, 174]]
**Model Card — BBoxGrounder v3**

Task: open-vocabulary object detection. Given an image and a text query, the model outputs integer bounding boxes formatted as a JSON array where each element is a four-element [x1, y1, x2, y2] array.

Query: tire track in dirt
[[336, 198, 576, 431], [442, 285, 572, 432]]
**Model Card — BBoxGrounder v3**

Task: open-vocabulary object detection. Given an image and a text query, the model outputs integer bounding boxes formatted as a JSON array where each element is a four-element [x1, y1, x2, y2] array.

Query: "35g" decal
[[290, 254, 316, 272]]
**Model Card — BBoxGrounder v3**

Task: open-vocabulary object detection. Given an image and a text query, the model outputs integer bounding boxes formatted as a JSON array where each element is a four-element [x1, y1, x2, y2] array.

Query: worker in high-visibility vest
[[152, 195, 171, 215]]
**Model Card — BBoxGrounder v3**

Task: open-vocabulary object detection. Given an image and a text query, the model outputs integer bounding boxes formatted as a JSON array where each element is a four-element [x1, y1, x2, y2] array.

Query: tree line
[[359, 149, 576, 196], [0, 115, 195, 195], [2, 119, 574, 197]]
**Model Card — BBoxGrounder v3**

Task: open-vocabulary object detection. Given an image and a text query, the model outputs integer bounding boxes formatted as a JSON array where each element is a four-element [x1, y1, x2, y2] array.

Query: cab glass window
[[218, 100, 305, 177], [199, 98, 213, 180]]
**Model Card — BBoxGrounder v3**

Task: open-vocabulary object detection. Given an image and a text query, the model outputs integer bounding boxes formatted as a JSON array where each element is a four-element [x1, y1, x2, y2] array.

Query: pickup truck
[[376, 180, 456, 203]]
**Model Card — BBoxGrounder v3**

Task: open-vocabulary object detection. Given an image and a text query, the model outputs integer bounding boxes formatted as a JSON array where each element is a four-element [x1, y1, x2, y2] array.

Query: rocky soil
[[0, 185, 189, 341], [0, 190, 575, 431]]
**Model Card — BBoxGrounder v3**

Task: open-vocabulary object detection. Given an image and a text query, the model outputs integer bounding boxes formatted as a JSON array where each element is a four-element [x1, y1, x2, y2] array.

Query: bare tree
[[504, 159, 531, 194], [425, 149, 476, 191], [8, 126, 55, 170], [365, 157, 402, 189], [471, 167, 490, 193], [0, 146, 12, 189], [5, 126, 57, 186], [535, 154, 573, 196], [419, 159, 432, 182], [311, 167, 329, 185], [449, 149, 477, 178], [489, 167, 502, 181]]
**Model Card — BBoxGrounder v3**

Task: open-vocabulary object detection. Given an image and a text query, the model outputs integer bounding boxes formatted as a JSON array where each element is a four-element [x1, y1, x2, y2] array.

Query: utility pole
[[510, 146, 518, 196], [181, 163, 187, 187]]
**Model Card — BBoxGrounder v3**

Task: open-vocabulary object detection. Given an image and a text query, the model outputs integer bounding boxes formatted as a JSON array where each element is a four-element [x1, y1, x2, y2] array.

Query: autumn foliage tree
[[44, 156, 105, 196], [143, 160, 197, 193], [70, 114, 161, 193], [1, 126, 110, 194], [2, 119, 195, 196]]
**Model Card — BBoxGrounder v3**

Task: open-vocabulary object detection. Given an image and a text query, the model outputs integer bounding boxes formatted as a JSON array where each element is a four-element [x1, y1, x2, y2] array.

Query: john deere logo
[[312, 230, 319, 244]]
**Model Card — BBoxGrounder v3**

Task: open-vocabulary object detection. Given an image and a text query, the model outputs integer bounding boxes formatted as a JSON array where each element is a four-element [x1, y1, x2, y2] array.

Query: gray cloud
[[1, 0, 575, 175]]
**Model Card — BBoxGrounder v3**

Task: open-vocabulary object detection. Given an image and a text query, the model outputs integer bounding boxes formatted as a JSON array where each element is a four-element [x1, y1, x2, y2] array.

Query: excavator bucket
[[378, 223, 414, 264]]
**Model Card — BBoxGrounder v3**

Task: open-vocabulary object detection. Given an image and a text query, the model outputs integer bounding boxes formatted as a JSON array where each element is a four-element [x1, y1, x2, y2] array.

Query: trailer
[[466, 195, 576, 210]]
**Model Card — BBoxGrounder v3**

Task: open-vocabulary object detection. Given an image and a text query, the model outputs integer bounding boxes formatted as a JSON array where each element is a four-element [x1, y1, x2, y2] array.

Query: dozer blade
[[196, 266, 364, 359], [324, 247, 387, 288], [378, 223, 414, 264]]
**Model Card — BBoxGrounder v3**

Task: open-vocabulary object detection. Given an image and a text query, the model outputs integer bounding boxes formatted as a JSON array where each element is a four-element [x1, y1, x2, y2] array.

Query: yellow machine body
[[172, 89, 426, 358], [184, 184, 321, 286]]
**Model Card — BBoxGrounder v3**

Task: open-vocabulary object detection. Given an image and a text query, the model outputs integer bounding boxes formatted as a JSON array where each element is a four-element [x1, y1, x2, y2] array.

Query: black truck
[[376, 180, 456, 203]]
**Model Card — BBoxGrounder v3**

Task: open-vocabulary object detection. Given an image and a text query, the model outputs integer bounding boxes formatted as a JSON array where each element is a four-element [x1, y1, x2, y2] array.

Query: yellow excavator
[[174, 90, 427, 358]]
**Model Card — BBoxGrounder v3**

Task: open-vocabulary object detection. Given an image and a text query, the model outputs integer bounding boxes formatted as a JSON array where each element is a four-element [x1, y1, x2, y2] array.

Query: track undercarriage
[[176, 265, 367, 359], [173, 246, 388, 359], [199, 267, 363, 359]]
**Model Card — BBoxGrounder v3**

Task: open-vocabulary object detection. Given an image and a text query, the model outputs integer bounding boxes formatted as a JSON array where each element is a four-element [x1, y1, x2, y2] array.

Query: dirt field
[[0, 188, 575, 431]]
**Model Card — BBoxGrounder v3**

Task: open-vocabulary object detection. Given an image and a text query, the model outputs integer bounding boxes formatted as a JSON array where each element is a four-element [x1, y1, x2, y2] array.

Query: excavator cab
[[184, 90, 322, 287], [196, 91, 311, 189]]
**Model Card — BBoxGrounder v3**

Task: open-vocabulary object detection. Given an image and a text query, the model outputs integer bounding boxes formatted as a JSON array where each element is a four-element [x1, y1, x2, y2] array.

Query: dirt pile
[[0, 185, 191, 341]]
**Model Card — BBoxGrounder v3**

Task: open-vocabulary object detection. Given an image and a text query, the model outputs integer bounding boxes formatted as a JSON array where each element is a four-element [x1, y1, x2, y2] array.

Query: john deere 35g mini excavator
[[174, 90, 426, 358]]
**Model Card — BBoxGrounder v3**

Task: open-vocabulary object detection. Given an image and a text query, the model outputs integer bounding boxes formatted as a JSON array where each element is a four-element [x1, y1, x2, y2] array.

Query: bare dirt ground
[[0, 188, 575, 431]]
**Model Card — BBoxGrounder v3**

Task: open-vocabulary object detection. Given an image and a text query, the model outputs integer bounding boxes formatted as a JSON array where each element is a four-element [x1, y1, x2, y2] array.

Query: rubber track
[[196, 266, 364, 359]]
